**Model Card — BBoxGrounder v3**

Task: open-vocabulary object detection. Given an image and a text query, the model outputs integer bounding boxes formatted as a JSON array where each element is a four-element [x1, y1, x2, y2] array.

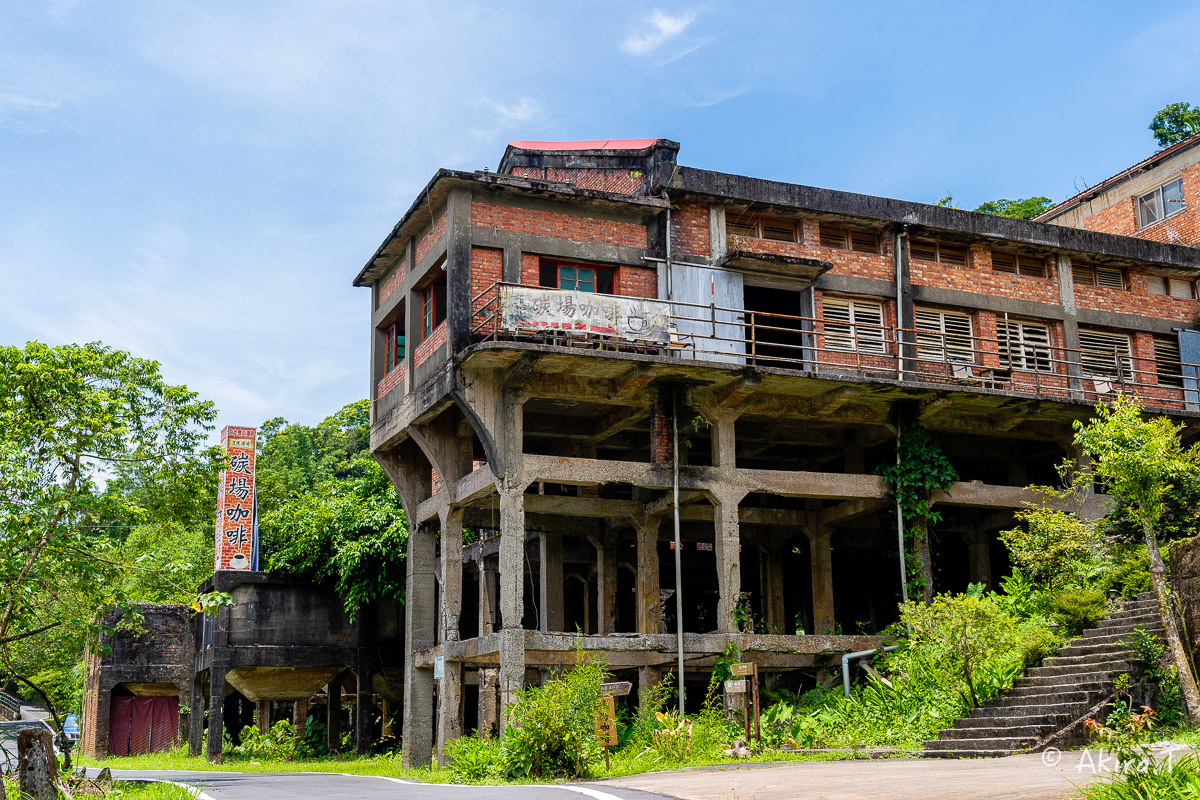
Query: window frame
[[1137, 177, 1186, 230], [1078, 328, 1134, 381], [383, 319, 406, 374], [539, 259, 615, 294], [819, 225, 881, 254], [1155, 337, 1185, 388], [914, 307, 975, 364], [1147, 274, 1198, 300], [997, 319, 1053, 373], [1072, 262, 1127, 291], [909, 238, 969, 267], [991, 250, 1048, 279], [821, 297, 887, 355], [419, 271, 448, 341], [726, 214, 801, 243]]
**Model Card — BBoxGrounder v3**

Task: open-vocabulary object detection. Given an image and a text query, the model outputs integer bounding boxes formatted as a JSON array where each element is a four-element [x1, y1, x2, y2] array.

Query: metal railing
[[469, 283, 1197, 412]]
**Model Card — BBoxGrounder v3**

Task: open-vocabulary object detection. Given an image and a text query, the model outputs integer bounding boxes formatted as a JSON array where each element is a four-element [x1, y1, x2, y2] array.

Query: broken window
[[998, 320, 1052, 372], [822, 297, 886, 354], [383, 319, 405, 373], [1078, 329, 1134, 380], [1155, 337, 1184, 388], [420, 271, 447, 340], [539, 259, 615, 294], [1137, 177, 1185, 229], [915, 308, 975, 363]]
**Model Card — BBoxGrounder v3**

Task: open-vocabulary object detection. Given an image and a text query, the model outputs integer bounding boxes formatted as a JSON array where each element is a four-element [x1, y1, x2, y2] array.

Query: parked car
[[0, 719, 58, 771]]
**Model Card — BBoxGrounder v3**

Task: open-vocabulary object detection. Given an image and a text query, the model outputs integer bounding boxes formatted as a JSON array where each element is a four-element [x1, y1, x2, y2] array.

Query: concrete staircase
[[923, 593, 1163, 758]]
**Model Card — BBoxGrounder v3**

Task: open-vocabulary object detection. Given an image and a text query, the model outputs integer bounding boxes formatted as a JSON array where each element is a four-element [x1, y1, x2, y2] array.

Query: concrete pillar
[[809, 528, 835, 634], [292, 699, 308, 749], [440, 509, 464, 643], [634, 519, 662, 634], [436, 660, 463, 766], [91, 682, 113, 759], [355, 658, 372, 756], [499, 488, 526, 630], [381, 699, 394, 738], [498, 628, 525, 736], [539, 533, 564, 633], [638, 665, 661, 709], [1055, 254, 1084, 395], [326, 676, 342, 754], [477, 668, 500, 738], [478, 557, 497, 636], [965, 531, 993, 589], [713, 491, 744, 634], [402, 520, 437, 768], [591, 535, 618, 634], [255, 699, 270, 733], [188, 675, 204, 757], [710, 412, 737, 473], [205, 666, 227, 763]]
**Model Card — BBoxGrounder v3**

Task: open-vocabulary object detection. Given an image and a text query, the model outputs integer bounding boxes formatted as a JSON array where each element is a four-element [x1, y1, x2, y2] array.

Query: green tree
[[0, 341, 223, 731], [973, 197, 1055, 219], [1149, 102, 1200, 149], [1072, 394, 1200, 720], [1000, 484, 1103, 590]]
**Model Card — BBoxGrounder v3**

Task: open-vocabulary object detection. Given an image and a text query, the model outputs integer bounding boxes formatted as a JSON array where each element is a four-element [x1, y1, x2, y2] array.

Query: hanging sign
[[500, 285, 671, 344], [214, 426, 258, 571]]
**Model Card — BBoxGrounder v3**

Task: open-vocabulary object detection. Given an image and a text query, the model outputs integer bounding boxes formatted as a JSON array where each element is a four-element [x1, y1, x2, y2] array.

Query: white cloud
[[621, 9, 697, 55], [0, 92, 63, 134]]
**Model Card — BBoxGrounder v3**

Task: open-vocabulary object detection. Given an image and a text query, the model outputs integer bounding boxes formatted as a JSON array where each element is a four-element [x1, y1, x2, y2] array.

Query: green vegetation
[[1, 777, 193, 799], [1150, 102, 1200, 149], [973, 197, 1055, 219]]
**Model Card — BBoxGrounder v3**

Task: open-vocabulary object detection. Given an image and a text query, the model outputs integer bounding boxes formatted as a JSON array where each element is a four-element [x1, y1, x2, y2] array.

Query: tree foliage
[[1000, 483, 1103, 589], [0, 341, 222, 722], [257, 401, 408, 618], [1149, 102, 1200, 149], [973, 197, 1055, 219]]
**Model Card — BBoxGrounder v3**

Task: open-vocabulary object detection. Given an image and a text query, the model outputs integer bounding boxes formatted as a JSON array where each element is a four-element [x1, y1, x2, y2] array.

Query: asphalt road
[[112, 770, 672, 800]]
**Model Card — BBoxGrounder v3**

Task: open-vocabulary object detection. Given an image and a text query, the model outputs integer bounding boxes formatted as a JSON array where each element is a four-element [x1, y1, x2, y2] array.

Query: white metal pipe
[[842, 646, 901, 697]]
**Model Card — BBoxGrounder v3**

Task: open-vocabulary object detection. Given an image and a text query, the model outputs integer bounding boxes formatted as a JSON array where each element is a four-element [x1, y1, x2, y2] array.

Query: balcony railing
[[469, 283, 1198, 412]]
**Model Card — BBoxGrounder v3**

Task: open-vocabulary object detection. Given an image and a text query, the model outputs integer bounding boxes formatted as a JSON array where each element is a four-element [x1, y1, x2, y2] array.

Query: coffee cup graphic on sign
[[229, 553, 249, 570]]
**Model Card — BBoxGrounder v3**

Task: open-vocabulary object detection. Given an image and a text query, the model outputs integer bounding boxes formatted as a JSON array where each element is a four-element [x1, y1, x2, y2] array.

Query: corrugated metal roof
[[506, 139, 662, 151]]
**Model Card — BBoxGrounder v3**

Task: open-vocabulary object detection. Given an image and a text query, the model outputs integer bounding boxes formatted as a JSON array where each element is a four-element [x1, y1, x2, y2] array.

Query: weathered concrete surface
[[602, 753, 1106, 800], [17, 727, 57, 800]]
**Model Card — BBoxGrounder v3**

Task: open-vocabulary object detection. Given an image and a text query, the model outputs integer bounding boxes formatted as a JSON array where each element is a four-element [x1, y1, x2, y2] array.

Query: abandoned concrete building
[[353, 138, 1200, 767]]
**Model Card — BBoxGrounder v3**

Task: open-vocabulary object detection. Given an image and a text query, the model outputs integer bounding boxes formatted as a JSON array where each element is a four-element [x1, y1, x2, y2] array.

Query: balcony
[[469, 283, 1198, 414]]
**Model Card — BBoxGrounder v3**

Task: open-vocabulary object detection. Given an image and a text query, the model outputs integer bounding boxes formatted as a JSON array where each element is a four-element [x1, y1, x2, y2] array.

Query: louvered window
[[822, 298, 887, 354], [726, 214, 800, 242], [991, 251, 1047, 278], [761, 217, 798, 242], [1072, 263, 1127, 290], [819, 226, 880, 253], [727, 217, 758, 237], [998, 320, 1052, 372], [1147, 275, 1198, 299], [1155, 337, 1184, 388], [1079, 329, 1134, 380], [1138, 177, 1185, 229], [911, 239, 968, 266], [915, 308, 975, 363]]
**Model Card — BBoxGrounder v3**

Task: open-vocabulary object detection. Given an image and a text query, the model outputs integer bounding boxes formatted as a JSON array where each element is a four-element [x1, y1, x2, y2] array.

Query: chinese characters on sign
[[499, 285, 671, 344], [214, 426, 258, 571]]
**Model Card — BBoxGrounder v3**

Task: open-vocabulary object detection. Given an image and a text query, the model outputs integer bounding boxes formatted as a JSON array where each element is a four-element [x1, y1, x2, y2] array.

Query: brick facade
[[471, 201, 647, 248], [509, 166, 647, 195], [414, 322, 447, 368], [670, 201, 709, 259], [376, 364, 404, 401], [1077, 162, 1200, 248], [416, 210, 448, 264]]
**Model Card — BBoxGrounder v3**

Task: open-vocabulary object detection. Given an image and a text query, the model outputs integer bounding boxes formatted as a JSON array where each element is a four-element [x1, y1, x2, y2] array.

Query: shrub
[[500, 654, 606, 779], [1018, 625, 1062, 670], [446, 734, 503, 783], [1050, 587, 1107, 635], [229, 720, 295, 759]]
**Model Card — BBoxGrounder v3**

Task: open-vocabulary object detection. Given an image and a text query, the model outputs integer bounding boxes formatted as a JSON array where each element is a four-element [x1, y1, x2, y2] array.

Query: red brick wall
[[732, 221, 895, 282], [377, 259, 406, 308], [416, 210, 448, 264], [509, 166, 647, 194], [617, 264, 658, 298], [1080, 163, 1200, 247], [375, 365, 404, 401], [470, 246, 504, 334], [651, 401, 673, 464], [414, 322, 447, 367], [1074, 268, 1199, 322], [910, 247, 1060, 304], [471, 201, 647, 248], [671, 202, 709, 259]]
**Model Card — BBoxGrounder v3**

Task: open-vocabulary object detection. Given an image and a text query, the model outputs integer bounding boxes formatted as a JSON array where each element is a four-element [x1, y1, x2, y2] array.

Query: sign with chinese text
[[214, 426, 258, 571], [594, 696, 618, 747], [500, 285, 671, 344]]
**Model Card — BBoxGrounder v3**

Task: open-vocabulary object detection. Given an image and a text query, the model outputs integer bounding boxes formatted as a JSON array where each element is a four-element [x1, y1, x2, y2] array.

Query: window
[[910, 239, 968, 266], [420, 272, 447, 340], [998, 320, 1052, 372], [539, 259, 615, 293], [1072, 263, 1127, 290], [726, 214, 800, 243], [1078, 329, 1134, 380], [991, 251, 1048, 278], [915, 308, 975, 363], [383, 320, 405, 373], [1155, 337, 1184, 388], [819, 226, 880, 253], [1137, 177, 1186, 229], [822, 298, 887, 354], [1147, 274, 1198, 299]]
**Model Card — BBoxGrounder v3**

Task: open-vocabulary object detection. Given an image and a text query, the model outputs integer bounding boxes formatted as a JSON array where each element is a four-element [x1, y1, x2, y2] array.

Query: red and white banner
[[214, 425, 258, 571]]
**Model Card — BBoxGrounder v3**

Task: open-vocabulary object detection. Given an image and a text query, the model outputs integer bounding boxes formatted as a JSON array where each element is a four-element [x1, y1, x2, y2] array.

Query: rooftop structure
[[355, 139, 1200, 768]]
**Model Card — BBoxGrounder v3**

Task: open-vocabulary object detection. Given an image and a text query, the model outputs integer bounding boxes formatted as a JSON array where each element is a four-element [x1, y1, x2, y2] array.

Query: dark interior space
[[742, 284, 808, 368]]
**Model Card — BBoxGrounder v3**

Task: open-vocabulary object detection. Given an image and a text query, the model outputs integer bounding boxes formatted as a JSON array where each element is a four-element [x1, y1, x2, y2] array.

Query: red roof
[[507, 139, 662, 151]]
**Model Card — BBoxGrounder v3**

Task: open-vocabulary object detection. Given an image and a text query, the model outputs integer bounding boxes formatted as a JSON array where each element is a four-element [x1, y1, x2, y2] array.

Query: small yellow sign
[[594, 696, 618, 747], [229, 437, 254, 449], [731, 662, 756, 677]]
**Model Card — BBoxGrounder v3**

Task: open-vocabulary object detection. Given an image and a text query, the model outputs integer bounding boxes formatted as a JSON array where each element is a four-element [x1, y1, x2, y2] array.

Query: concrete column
[[1055, 254, 1084, 395], [965, 531, 992, 589], [381, 699, 394, 738], [292, 699, 308, 749], [188, 676, 204, 757], [205, 666, 227, 763], [477, 668, 500, 738], [326, 676, 342, 754], [355, 660, 372, 756], [809, 528, 835, 634], [499, 488, 526, 629], [593, 535, 618, 634], [635, 518, 662, 634], [436, 661, 463, 765], [478, 558, 497, 636], [539, 533, 564, 633], [638, 666, 661, 709], [713, 492, 744, 634], [402, 520, 437, 768], [710, 412, 737, 473], [253, 699, 269, 733], [498, 628, 525, 736], [440, 509, 464, 643]]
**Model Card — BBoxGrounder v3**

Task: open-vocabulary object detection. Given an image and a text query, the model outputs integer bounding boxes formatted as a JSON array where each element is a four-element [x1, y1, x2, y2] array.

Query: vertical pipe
[[672, 388, 685, 715], [895, 431, 909, 605]]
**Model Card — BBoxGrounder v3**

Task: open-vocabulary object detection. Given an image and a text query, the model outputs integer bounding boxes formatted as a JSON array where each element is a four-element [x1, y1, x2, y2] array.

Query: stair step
[[970, 701, 1088, 720], [938, 724, 1054, 741], [1070, 629, 1162, 647], [1028, 659, 1132, 678], [922, 748, 1012, 758], [924, 736, 1033, 751], [955, 712, 1074, 730], [1014, 670, 1125, 689]]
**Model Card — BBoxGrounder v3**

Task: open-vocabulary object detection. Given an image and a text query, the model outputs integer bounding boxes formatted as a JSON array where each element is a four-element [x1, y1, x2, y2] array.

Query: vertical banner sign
[[214, 426, 258, 571]]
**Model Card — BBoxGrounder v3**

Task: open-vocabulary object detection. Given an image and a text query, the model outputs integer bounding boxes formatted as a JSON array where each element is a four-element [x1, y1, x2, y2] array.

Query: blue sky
[[3, 1, 1199, 429]]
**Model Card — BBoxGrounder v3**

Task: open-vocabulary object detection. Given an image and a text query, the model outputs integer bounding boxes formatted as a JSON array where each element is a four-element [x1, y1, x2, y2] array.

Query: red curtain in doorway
[[108, 694, 179, 756]]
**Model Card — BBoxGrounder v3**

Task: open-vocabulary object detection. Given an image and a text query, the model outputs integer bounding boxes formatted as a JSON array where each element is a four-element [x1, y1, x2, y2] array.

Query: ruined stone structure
[[357, 138, 1200, 768]]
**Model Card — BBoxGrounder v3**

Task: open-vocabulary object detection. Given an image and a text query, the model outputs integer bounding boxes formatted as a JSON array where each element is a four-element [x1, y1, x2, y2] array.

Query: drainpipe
[[672, 387, 685, 715], [894, 225, 908, 381], [842, 646, 901, 697], [663, 191, 673, 302], [894, 439, 908, 606]]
